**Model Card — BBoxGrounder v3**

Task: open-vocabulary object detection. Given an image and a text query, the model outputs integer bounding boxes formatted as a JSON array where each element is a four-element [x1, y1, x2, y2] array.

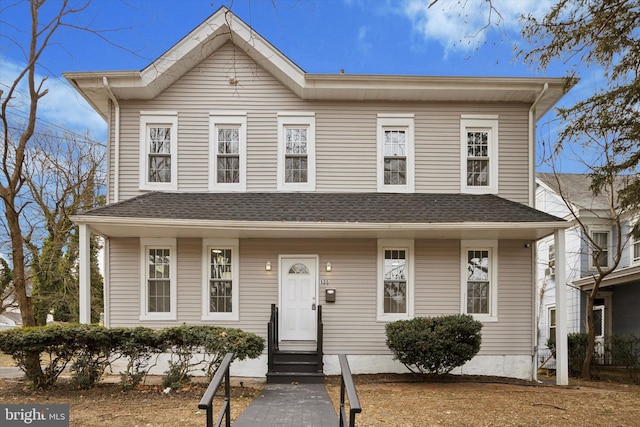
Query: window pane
[[384, 158, 406, 185], [384, 249, 406, 314], [209, 249, 233, 313], [634, 239, 640, 263], [217, 128, 239, 154], [467, 159, 488, 186], [217, 156, 240, 183], [467, 250, 489, 314], [149, 155, 171, 183], [285, 128, 307, 154], [148, 248, 171, 313], [149, 127, 171, 154], [383, 130, 406, 156], [467, 131, 488, 157], [592, 232, 609, 267], [285, 156, 308, 183]]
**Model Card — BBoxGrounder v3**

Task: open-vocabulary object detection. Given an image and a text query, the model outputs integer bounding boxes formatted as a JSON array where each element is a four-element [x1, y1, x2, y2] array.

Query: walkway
[[232, 383, 338, 427]]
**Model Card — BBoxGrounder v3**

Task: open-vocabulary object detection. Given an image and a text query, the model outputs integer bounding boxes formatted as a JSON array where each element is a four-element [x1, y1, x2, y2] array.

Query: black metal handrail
[[198, 352, 234, 427], [268, 304, 279, 372], [316, 305, 323, 371], [338, 354, 361, 427]]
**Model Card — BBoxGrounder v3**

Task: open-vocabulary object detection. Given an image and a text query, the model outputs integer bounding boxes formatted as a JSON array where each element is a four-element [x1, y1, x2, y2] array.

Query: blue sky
[[1, 0, 602, 173]]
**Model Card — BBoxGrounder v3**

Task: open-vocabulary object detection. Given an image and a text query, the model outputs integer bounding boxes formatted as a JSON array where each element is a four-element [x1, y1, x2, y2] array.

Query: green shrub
[[201, 327, 265, 379], [67, 325, 114, 389], [385, 314, 482, 374], [110, 327, 164, 390]]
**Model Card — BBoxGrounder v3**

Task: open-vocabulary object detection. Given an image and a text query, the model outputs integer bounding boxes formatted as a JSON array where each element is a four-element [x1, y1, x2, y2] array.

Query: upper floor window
[[140, 238, 177, 320], [589, 229, 610, 269], [209, 112, 247, 191], [460, 115, 498, 194], [140, 112, 178, 191], [377, 239, 414, 321], [377, 114, 414, 192], [202, 239, 239, 321], [277, 112, 315, 191], [632, 222, 640, 265], [461, 240, 498, 321]]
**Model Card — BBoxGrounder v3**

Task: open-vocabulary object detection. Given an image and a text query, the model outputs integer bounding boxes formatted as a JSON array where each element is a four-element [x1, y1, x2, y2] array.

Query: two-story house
[[536, 173, 640, 367], [66, 7, 573, 383]]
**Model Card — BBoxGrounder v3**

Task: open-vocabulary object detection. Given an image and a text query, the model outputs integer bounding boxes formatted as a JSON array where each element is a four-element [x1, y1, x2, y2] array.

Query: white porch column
[[79, 223, 92, 324], [554, 229, 568, 385]]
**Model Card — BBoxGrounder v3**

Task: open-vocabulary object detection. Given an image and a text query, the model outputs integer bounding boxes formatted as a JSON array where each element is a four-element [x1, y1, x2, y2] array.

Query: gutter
[[103, 77, 120, 203], [529, 83, 548, 207]]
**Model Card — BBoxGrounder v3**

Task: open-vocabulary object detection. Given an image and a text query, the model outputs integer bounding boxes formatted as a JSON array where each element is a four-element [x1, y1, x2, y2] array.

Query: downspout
[[529, 83, 548, 381], [528, 83, 548, 207], [103, 77, 120, 203]]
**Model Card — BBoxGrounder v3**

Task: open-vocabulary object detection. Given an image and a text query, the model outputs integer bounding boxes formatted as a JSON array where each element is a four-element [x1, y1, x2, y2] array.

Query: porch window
[[209, 112, 247, 191], [139, 112, 178, 191], [140, 238, 177, 320], [377, 114, 414, 192], [202, 239, 239, 321], [460, 116, 498, 194], [377, 239, 414, 321], [277, 113, 315, 191], [461, 240, 498, 320], [589, 230, 610, 269]]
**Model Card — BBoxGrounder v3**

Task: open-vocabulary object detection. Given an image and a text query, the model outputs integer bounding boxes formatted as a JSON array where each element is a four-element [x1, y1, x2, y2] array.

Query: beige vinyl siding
[[107, 238, 139, 326], [112, 42, 532, 203], [479, 240, 534, 355], [107, 237, 533, 356]]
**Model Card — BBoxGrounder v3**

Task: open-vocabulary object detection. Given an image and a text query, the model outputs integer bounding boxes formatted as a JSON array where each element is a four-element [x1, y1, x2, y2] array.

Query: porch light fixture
[[265, 261, 272, 271], [325, 262, 332, 272]]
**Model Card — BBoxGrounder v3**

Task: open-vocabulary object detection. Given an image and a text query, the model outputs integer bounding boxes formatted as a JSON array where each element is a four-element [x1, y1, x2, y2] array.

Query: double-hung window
[[202, 239, 239, 321], [140, 112, 178, 191], [461, 240, 498, 320], [377, 239, 414, 321], [548, 307, 556, 345], [377, 114, 414, 192], [589, 229, 610, 269], [460, 115, 498, 194], [209, 112, 247, 191], [140, 238, 177, 320], [632, 221, 640, 265], [277, 112, 315, 191]]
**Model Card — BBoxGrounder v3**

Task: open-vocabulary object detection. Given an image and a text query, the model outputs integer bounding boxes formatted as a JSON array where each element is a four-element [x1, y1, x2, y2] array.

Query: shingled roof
[[81, 192, 564, 224]]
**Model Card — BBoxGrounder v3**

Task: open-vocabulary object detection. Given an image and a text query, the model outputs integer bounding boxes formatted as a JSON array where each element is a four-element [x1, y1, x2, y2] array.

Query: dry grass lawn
[[1, 370, 639, 426]]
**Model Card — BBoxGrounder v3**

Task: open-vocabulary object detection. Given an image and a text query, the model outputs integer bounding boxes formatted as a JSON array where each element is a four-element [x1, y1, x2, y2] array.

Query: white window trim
[[460, 115, 498, 194], [589, 227, 611, 270], [201, 238, 240, 321], [460, 240, 498, 322], [277, 112, 316, 191], [139, 111, 178, 191], [209, 112, 247, 192], [377, 239, 414, 322], [377, 114, 415, 193], [140, 238, 177, 321]]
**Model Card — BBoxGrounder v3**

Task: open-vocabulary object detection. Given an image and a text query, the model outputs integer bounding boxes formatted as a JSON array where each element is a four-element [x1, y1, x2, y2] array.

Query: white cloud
[[0, 56, 106, 142], [400, 0, 552, 53]]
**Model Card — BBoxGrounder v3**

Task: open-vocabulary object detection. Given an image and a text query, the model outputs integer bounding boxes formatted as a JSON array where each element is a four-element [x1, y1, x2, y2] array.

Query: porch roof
[[73, 192, 567, 240]]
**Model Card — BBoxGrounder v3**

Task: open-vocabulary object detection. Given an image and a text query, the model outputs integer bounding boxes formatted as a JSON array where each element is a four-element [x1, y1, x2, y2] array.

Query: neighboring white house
[[65, 7, 574, 383], [536, 173, 640, 368]]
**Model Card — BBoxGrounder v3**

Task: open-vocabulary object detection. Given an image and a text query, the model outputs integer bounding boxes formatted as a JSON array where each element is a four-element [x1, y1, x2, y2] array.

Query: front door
[[280, 256, 317, 341]]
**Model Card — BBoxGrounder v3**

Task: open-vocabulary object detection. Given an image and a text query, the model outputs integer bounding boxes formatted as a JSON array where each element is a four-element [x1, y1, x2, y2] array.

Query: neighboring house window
[[209, 112, 247, 191], [140, 238, 177, 320], [546, 243, 555, 277], [202, 239, 239, 321], [633, 223, 640, 264], [377, 114, 415, 192], [460, 115, 498, 194], [461, 240, 498, 320], [377, 239, 414, 321], [277, 112, 315, 191], [548, 307, 556, 345], [139, 111, 178, 191], [589, 229, 610, 269]]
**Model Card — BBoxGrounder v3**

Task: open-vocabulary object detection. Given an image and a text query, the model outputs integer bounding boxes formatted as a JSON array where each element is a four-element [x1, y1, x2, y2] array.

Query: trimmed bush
[[385, 314, 482, 374], [0, 324, 265, 390]]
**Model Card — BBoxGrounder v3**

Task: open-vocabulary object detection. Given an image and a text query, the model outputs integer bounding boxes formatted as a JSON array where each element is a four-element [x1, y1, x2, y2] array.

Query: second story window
[[460, 115, 498, 194], [140, 111, 178, 191], [377, 114, 414, 192], [633, 221, 640, 265], [209, 112, 247, 191], [277, 112, 315, 191], [590, 229, 610, 269], [547, 243, 555, 277]]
